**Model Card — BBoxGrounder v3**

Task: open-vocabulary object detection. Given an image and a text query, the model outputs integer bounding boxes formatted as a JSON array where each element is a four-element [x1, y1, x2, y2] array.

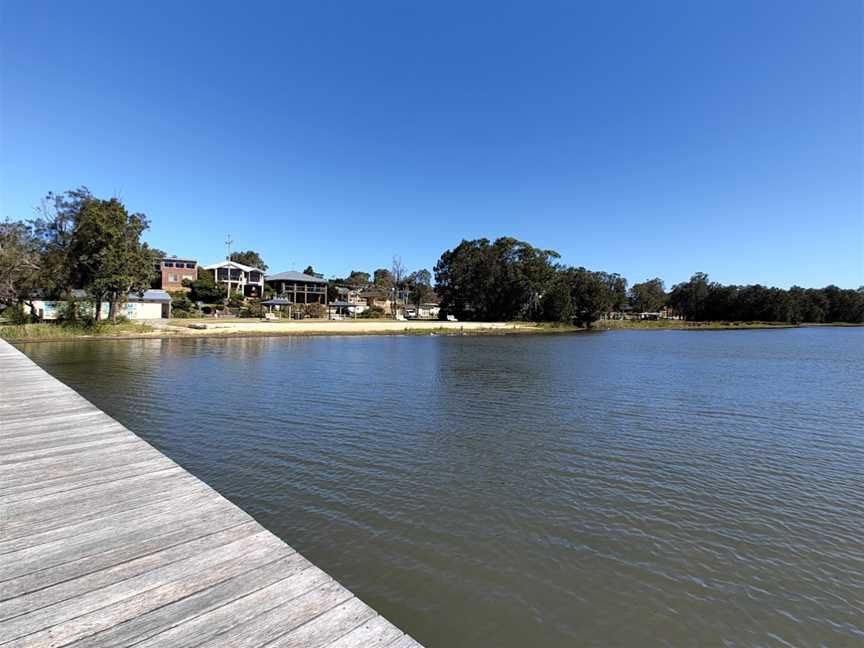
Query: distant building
[[153, 257, 198, 292], [25, 289, 172, 320], [264, 271, 328, 305], [204, 260, 265, 298]]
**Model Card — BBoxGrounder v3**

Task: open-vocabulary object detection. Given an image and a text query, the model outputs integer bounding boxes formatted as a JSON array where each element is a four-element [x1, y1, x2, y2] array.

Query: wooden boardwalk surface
[[0, 339, 424, 648]]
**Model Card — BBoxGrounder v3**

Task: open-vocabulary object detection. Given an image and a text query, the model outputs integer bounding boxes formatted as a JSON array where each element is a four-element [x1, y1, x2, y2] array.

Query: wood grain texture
[[0, 339, 424, 647]]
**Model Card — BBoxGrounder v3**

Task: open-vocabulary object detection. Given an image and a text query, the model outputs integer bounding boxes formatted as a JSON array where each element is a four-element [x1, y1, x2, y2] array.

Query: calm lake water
[[19, 328, 864, 648]]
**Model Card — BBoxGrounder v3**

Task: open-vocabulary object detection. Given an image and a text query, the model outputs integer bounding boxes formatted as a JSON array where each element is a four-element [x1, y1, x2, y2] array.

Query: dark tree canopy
[[667, 273, 864, 323], [434, 237, 560, 321], [629, 278, 667, 312], [184, 268, 226, 304], [25, 188, 156, 321], [230, 250, 267, 271], [373, 268, 394, 288], [345, 271, 370, 288], [0, 221, 41, 307]]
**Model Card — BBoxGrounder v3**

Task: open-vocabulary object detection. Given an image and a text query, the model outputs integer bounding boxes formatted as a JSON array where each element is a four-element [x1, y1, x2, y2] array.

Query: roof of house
[[203, 260, 265, 273], [128, 289, 172, 303], [261, 298, 295, 305], [39, 289, 171, 303], [158, 258, 197, 264], [265, 271, 328, 284]]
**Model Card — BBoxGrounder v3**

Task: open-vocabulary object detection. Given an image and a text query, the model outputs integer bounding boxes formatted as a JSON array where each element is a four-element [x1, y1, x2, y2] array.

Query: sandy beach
[[158, 319, 530, 336]]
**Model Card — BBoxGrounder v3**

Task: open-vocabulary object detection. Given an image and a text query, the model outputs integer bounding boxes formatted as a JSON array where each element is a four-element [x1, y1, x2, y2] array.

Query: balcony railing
[[273, 284, 327, 294]]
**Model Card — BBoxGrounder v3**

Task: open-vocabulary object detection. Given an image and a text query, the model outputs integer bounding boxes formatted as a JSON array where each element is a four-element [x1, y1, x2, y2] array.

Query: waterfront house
[[264, 270, 328, 305], [25, 289, 172, 320], [203, 260, 265, 298], [153, 257, 197, 292]]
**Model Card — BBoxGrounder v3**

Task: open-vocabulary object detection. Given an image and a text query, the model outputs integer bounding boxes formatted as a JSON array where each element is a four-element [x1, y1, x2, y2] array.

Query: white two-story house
[[203, 260, 265, 298]]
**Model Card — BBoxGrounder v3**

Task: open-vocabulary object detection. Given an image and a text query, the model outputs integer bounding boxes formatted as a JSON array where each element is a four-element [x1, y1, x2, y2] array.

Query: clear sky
[[1, 0, 862, 288]]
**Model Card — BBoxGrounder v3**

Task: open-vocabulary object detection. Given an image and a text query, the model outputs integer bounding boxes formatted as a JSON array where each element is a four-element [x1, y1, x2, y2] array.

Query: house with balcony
[[153, 257, 197, 292], [203, 260, 265, 298], [264, 271, 328, 305]]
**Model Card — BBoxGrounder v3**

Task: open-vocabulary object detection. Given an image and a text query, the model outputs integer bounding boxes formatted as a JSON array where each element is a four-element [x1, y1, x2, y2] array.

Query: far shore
[[2, 318, 859, 344]]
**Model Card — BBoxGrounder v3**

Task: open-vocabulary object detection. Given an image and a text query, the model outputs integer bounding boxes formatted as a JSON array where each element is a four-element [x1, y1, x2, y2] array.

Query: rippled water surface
[[19, 328, 864, 647]]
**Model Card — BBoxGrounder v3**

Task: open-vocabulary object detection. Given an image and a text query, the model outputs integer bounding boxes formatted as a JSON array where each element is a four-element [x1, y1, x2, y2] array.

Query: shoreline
[[3, 319, 860, 344]]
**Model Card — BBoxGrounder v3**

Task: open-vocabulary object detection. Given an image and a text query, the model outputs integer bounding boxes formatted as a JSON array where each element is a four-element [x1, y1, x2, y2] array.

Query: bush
[[358, 305, 385, 319], [1, 304, 33, 324], [56, 299, 96, 327], [239, 301, 265, 318], [303, 303, 327, 319]]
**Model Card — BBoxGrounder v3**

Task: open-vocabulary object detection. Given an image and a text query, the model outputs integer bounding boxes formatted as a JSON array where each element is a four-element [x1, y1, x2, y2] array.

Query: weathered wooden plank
[[194, 579, 354, 648], [75, 553, 318, 648], [4, 466, 187, 519], [0, 457, 174, 501], [2, 543, 291, 648], [0, 522, 260, 620], [324, 615, 405, 648], [1, 445, 167, 488], [0, 504, 249, 597], [267, 597, 378, 648], [1, 532, 285, 644], [0, 487, 219, 555], [386, 635, 427, 648], [3, 475, 209, 540]]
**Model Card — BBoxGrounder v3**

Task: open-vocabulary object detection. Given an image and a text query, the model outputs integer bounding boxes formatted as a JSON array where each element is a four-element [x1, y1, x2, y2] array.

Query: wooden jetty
[[0, 339, 424, 648]]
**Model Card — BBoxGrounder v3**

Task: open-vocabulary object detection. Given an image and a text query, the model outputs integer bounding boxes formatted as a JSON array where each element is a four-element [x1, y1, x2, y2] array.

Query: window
[[185, 263, 196, 269], [163, 262, 174, 267], [169, 274, 179, 283]]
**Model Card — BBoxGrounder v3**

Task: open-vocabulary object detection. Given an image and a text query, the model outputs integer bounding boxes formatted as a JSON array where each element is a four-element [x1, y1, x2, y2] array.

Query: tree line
[[0, 188, 158, 322], [434, 237, 864, 324], [2, 190, 861, 326]]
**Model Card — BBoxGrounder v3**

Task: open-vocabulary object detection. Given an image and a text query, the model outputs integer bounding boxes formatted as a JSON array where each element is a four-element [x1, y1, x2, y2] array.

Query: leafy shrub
[[358, 306, 385, 319], [239, 301, 265, 318], [1, 304, 32, 324], [303, 303, 327, 319]]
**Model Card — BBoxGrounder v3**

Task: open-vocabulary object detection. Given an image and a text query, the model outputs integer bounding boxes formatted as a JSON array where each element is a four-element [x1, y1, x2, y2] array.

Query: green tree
[[408, 268, 434, 306], [0, 220, 41, 309], [345, 270, 370, 288], [541, 273, 574, 322], [563, 267, 613, 326], [373, 268, 394, 287], [629, 278, 666, 312], [434, 237, 560, 321], [669, 272, 711, 320], [31, 188, 90, 298], [184, 269, 226, 303], [230, 250, 267, 271], [303, 265, 316, 276], [70, 195, 155, 322]]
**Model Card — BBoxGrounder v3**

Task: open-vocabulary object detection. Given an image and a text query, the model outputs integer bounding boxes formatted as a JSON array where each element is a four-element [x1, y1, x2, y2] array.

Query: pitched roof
[[43, 289, 172, 303], [127, 289, 172, 303], [265, 271, 327, 284], [203, 260, 264, 273]]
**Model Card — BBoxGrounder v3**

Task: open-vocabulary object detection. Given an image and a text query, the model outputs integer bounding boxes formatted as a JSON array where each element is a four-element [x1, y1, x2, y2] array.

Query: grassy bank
[[0, 321, 156, 341], [594, 319, 799, 330]]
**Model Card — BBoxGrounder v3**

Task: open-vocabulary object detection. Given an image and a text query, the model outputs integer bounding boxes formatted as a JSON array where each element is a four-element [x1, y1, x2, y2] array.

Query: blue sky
[[1, 0, 861, 288]]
